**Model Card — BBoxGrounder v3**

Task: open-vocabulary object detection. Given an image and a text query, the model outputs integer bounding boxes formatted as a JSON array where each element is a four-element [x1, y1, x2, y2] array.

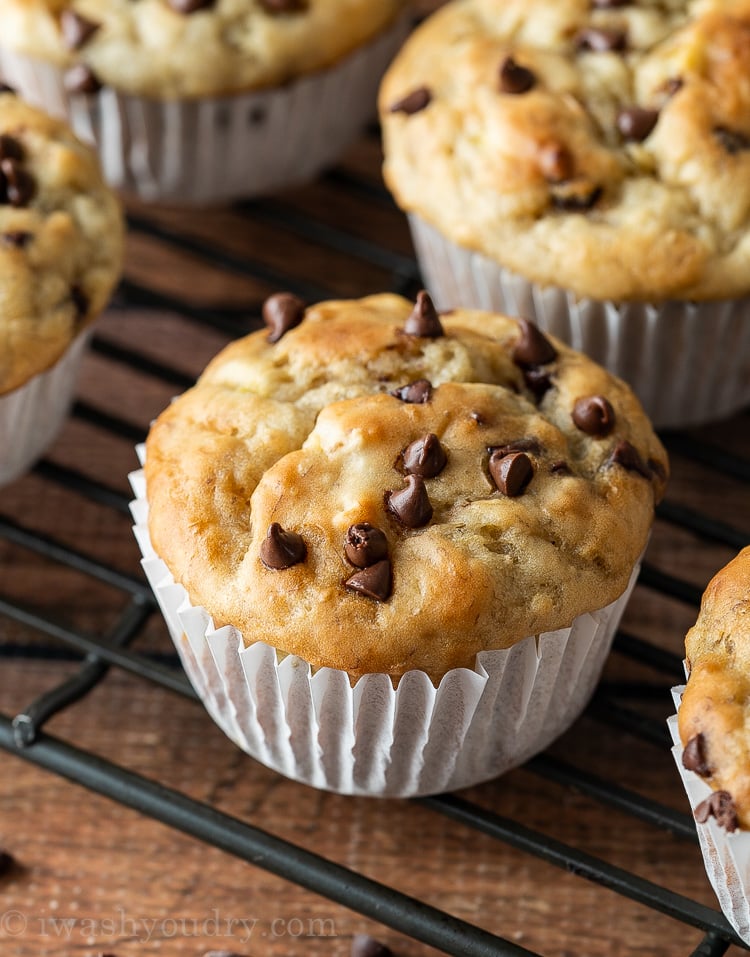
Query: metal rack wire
[[1, 145, 749, 957]]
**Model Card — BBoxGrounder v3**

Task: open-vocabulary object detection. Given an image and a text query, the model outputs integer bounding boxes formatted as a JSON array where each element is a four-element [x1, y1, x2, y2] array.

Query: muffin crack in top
[[145, 292, 667, 681], [380, 0, 750, 301]]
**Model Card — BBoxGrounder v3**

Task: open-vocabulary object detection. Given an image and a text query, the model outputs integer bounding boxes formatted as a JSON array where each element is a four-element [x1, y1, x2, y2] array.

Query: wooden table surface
[[1, 123, 750, 957]]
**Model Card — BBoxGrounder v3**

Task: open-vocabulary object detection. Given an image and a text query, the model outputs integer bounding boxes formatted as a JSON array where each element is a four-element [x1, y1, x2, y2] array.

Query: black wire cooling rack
[[1, 142, 750, 957]]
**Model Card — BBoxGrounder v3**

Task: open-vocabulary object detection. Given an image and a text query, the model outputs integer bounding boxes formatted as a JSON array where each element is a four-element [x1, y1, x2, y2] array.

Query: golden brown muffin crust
[[145, 293, 667, 681], [380, 0, 750, 302], [679, 546, 750, 830], [0, 91, 123, 395], [0, 0, 406, 98]]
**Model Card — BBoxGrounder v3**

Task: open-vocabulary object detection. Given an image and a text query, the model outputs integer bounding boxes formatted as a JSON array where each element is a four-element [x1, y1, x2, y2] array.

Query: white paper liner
[[409, 214, 750, 430], [670, 684, 750, 943], [0, 331, 89, 487], [0, 16, 410, 204], [130, 453, 640, 797]]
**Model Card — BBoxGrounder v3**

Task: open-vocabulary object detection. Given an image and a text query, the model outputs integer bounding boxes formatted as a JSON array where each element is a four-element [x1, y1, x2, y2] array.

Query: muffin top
[[0, 0, 406, 98], [380, 0, 750, 302], [144, 291, 667, 682], [679, 546, 750, 832], [0, 90, 123, 396]]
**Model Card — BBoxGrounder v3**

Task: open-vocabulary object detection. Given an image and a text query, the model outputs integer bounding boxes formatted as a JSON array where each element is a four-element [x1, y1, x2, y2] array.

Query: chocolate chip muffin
[[0, 0, 409, 201], [144, 291, 667, 682], [0, 89, 123, 486], [678, 547, 750, 832], [379, 0, 750, 428]]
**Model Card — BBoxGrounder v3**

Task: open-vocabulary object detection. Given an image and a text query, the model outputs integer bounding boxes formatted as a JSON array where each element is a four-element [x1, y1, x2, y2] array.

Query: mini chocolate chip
[[259, 0, 309, 12], [259, 523, 306, 570], [389, 86, 432, 116], [550, 460, 571, 475], [523, 366, 553, 400], [694, 790, 738, 832], [0, 135, 23, 163], [60, 10, 101, 50], [617, 106, 659, 142], [608, 440, 651, 478], [351, 935, 393, 957], [402, 433, 447, 478], [572, 395, 615, 436], [0, 159, 35, 207], [513, 318, 557, 367], [386, 474, 433, 527], [576, 27, 627, 52], [539, 143, 574, 183], [499, 56, 536, 94], [345, 560, 392, 602], [71, 285, 89, 321], [550, 180, 602, 211], [489, 450, 534, 497], [403, 290, 443, 338], [489, 438, 542, 457], [262, 292, 305, 343], [714, 126, 750, 155], [344, 523, 389, 568], [1, 230, 32, 248], [64, 64, 102, 94], [168, 0, 216, 11], [683, 733, 712, 778], [390, 379, 433, 404]]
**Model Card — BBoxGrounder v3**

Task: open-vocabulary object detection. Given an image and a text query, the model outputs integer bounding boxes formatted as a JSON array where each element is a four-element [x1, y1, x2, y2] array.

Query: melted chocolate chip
[[694, 790, 738, 832], [259, 523, 306, 570], [489, 450, 533, 497], [0, 849, 15, 875], [259, 0, 309, 12], [0, 159, 35, 207], [513, 318, 557, 367], [0, 135, 23, 163], [617, 106, 659, 142], [0, 84, 15, 95], [489, 438, 542, 457], [499, 56, 536, 95], [682, 733, 712, 778], [523, 367, 553, 400], [64, 64, 102, 94], [572, 395, 615, 436], [714, 126, 750, 155], [470, 411, 486, 425], [403, 290, 443, 338], [168, 0, 216, 11], [389, 86, 432, 116], [390, 379, 433, 404], [386, 474, 433, 527], [401, 433, 447, 478], [351, 936, 393, 957], [576, 27, 627, 52], [71, 285, 89, 322], [550, 180, 603, 211], [344, 523, 388, 568], [61, 10, 101, 49], [1, 230, 32, 248], [262, 292, 305, 343], [539, 143, 574, 183], [345, 560, 392, 602], [608, 440, 651, 478]]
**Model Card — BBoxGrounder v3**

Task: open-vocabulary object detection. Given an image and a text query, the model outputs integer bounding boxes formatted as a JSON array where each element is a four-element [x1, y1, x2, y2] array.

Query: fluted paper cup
[[670, 686, 750, 944], [130, 450, 640, 797], [0, 15, 410, 204], [0, 331, 89, 487], [409, 214, 750, 430]]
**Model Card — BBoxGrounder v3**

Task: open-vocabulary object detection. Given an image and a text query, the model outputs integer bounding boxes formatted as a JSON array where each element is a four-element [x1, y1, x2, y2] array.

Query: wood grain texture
[[1, 127, 749, 957]]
